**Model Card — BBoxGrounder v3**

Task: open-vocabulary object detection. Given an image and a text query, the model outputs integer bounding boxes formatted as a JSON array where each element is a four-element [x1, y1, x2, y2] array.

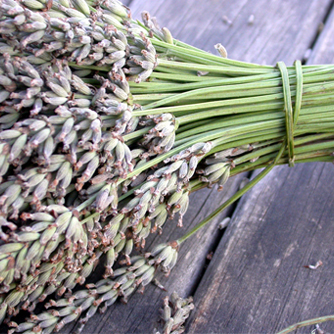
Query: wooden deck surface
[[65, 0, 334, 333]]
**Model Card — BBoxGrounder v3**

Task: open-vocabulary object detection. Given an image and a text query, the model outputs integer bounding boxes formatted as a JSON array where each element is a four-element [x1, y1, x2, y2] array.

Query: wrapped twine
[[277, 60, 303, 167]]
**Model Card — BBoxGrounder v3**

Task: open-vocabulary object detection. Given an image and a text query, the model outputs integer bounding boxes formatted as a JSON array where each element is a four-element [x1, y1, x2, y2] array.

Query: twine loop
[[277, 60, 303, 167]]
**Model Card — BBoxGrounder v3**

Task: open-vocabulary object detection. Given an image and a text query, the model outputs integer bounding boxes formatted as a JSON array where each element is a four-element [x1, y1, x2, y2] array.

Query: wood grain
[[129, 0, 330, 65], [308, 2, 334, 65], [188, 163, 334, 333], [120, 0, 132, 6]]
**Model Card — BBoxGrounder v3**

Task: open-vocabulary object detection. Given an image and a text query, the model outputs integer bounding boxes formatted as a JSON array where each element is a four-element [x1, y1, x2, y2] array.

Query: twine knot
[[277, 60, 303, 167]]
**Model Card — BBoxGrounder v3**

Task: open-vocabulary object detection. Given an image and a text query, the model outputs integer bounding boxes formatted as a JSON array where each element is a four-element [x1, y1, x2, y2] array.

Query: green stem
[[157, 59, 275, 75], [75, 195, 97, 212], [152, 39, 270, 68], [116, 126, 235, 185], [276, 315, 334, 334], [232, 148, 334, 175], [80, 212, 100, 224], [130, 72, 281, 93], [123, 126, 152, 141], [233, 139, 334, 165], [177, 141, 286, 244]]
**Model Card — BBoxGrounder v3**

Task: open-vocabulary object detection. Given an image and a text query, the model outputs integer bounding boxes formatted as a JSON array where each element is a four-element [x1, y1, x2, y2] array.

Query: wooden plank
[[187, 4, 334, 334], [129, 0, 329, 65], [65, 0, 333, 333], [188, 163, 334, 333], [121, 0, 132, 6], [308, 2, 334, 64]]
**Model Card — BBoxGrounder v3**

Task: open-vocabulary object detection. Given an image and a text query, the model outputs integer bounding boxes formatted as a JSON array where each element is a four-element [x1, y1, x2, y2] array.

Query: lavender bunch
[[0, 0, 333, 331], [7, 242, 179, 333]]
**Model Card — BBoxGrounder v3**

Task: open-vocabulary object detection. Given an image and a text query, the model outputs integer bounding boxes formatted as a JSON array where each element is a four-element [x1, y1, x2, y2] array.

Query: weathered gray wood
[[121, 0, 132, 6], [187, 3, 334, 334], [130, 0, 329, 65], [188, 163, 334, 333], [308, 2, 334, 64], [65, 0, 334, 333]]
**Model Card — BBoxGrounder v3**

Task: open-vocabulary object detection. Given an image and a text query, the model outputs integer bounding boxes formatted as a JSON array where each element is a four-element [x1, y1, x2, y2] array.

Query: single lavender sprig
[[154, 292, 194, 334]]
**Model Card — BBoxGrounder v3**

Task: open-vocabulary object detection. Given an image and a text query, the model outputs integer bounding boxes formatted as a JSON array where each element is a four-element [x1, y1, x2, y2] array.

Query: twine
[[277, 60, 303, 167]]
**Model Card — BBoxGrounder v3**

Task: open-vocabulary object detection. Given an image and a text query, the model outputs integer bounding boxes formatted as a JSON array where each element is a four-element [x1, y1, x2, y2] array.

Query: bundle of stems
[[0, 0, 333, 332]]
